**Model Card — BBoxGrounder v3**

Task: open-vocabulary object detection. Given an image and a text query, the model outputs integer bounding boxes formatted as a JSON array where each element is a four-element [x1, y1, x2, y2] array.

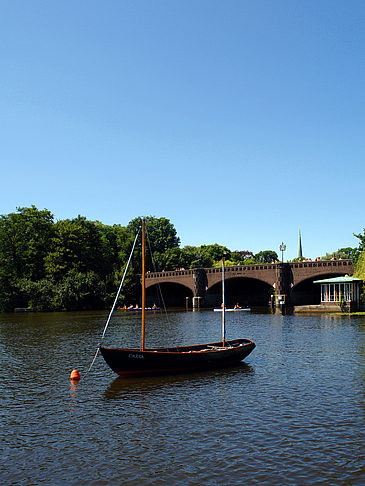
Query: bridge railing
[[145, 269, 195, 279], [205, 264, 278, 273], [289, 259, 353, 269], [144, 259, 353, 279], [145, 263, 279, 278]]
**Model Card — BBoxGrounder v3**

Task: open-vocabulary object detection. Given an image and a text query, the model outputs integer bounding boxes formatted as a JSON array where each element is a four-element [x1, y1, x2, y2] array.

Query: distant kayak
[[117, 307, 160, 311], [128, 307, 160, 311], [213, 308, 250, 312]]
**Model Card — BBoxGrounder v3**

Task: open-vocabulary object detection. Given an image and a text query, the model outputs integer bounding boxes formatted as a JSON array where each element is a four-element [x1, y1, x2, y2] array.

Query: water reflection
[[103, 363, 255, 400], [69, 379, 80, 411]]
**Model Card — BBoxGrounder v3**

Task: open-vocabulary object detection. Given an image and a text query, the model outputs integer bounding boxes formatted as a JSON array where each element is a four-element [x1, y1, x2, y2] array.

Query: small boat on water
[[117, 307, 160, 311], [99, 219, 255, 377], [213, 307, 250, 312], [100, 338, 255, 376]]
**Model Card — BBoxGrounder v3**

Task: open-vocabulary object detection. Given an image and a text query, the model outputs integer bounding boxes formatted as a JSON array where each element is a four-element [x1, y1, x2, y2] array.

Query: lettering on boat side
[[128, 353, 144, 359]]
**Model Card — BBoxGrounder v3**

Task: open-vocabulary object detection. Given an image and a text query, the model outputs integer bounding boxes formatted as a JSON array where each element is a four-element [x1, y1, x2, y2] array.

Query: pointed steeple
[[298, 228, 303, 258]]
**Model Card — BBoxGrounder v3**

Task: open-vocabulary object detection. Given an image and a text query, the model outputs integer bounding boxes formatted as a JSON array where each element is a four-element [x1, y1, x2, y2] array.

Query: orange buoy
[[70, 369, 80, 380]]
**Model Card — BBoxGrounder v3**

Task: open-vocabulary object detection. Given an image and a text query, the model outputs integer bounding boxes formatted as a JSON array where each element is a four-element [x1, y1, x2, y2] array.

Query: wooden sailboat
[[99, 220, 255, 377]]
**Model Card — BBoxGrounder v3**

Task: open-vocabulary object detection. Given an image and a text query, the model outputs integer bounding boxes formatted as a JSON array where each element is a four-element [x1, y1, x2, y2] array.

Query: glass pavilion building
[[313, 275, 362, 310]]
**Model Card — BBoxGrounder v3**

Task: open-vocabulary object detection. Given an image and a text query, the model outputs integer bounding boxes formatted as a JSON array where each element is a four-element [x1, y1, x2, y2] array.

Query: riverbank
[[294, 304, 365, 314]]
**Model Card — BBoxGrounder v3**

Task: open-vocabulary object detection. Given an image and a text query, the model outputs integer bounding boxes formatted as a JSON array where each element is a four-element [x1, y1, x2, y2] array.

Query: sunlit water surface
[[1, 310, 365, 485]]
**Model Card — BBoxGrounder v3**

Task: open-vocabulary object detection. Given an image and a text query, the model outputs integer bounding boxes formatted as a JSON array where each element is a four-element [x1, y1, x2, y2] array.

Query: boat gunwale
[[100, 338, 255, 355]]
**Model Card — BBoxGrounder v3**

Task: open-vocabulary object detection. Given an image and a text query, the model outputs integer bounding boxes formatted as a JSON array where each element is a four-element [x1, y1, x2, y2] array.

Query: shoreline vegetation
[[336, 312, 365, 316], [1, 206, 364, 313]]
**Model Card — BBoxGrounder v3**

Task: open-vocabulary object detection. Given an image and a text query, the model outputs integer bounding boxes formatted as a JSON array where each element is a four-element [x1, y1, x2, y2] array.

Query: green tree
[[179, 246, 213, 269], [230, 251, 255, 264], [127, 216, 180, 253], [336, 247, 360, 262], [255, 250, 278, 263], [0, 205, 54, 281], [53, 270, 107, 311], [354, 251, 365, 304], [354, 229, 365, 251], [96, 223, 135, 280], [200, 244, 231, 264], [127, 216, 180, 272], [321, 247, 360, 262], [354, 251, 365, 279], [45, 216, 105, 280], [0, 206, 54, 311], [151, 247, 186, 271], [19, 278, 57, 311]]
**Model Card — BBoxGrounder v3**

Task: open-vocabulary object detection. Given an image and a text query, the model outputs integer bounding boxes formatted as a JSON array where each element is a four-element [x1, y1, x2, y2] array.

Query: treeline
[[0, 206, 279, 312], [1, 206, 364, 312]]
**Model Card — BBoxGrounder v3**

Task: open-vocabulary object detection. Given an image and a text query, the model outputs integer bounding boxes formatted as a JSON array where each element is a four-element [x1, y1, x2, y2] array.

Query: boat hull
[[100, 338, 255, 376]]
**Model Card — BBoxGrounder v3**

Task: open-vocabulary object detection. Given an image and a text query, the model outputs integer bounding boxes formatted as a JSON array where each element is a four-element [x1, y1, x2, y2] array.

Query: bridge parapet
[[289, 259, 353, 270], [146, 269, 195, 279]]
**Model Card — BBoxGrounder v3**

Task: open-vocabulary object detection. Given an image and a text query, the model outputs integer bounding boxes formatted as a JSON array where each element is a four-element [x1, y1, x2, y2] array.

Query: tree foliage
[[354, 251, 365, 303], [2, 205, 360, 312], [0, 209, 182, 311], [254, 250, 279, 264], [321, 247, 360, 262], [45, 216, 105, 280], [0, 205, 54, 281], [354, 252, 365, 279]]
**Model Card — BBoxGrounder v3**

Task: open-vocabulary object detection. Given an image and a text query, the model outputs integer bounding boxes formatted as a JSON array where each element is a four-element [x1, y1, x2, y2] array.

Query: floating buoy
[[70, 369, 80, 380]]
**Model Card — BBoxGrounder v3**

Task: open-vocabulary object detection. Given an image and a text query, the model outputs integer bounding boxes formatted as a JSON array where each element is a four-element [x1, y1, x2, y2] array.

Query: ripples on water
[[1, 310, 365, 485]]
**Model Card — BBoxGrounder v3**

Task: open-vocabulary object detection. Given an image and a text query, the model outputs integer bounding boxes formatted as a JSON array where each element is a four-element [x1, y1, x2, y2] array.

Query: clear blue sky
[[1, 0, 364, 260]]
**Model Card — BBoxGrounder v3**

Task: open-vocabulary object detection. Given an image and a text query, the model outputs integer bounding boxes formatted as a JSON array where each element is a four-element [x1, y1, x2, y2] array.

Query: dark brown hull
[[99, 338, 255, 376]]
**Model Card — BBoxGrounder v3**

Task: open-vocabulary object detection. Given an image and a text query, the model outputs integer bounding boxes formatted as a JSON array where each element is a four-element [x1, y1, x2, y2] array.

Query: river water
[[1, 309, 364, 485]]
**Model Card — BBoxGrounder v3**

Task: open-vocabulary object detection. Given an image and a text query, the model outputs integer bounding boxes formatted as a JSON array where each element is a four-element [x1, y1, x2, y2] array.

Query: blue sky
[[1, 0, 364, 260]]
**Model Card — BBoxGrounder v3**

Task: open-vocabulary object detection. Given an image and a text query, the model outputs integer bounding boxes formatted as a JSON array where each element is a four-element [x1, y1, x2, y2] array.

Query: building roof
[[313, 276, 362, 284]]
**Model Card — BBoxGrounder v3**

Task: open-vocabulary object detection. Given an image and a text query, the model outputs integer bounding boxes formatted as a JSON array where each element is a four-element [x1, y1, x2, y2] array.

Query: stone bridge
[[145, 259, 354, 308]]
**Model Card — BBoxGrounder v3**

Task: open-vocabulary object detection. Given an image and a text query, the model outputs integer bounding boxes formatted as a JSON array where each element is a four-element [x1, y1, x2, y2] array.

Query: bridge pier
[[275, 263, 292, 314], [192, 296, 202, 310], [193, 269, 208, 305]]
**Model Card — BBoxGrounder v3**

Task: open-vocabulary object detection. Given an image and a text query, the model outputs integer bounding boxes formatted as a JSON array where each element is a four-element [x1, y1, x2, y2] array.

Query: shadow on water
[[103, 362, 255, 399]]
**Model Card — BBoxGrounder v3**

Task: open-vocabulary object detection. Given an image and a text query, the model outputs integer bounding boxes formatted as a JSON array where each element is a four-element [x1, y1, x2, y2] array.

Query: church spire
[[298, 228, 303, 258]]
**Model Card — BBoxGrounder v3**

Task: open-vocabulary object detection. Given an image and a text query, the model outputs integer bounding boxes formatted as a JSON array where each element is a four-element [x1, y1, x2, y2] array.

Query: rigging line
[[145, 227, 170, 324], [101, 229, 140, 340], [84, 229, 140, 377]]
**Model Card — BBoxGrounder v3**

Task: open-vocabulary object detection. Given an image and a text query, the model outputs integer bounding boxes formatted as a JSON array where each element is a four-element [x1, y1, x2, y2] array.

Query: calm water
[[1, 309, 365, 485]]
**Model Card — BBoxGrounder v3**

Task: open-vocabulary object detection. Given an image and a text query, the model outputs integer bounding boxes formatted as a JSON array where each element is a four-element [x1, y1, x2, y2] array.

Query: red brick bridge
[[145, 259, 354, 308]]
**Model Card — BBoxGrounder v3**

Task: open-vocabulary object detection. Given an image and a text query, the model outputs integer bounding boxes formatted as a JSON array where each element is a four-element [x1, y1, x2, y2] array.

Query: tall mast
[[222, 258, 226, 347], [141, 218, 146, 351]]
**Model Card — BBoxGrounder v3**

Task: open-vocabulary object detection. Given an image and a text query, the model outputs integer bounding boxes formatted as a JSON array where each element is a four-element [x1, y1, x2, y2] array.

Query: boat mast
[[222, 258, 226, 347], [141, 218, 146, 351]]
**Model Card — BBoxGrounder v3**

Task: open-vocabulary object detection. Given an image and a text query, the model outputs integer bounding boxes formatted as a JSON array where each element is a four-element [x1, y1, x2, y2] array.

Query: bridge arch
[[206, 276, 274, 308], [146, 282, 193, 307]]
